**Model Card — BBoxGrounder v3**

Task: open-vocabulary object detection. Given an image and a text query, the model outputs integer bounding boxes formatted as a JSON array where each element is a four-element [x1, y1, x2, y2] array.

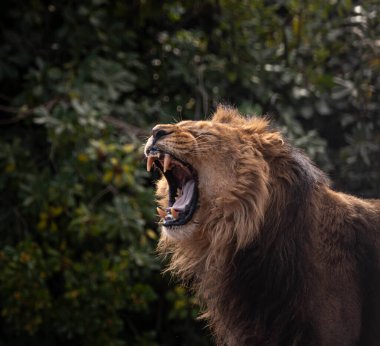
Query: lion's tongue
[[172, 180, 195, 211]]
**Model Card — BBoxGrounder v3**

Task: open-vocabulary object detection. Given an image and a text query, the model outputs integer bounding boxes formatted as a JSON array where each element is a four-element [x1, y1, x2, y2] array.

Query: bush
[[0, 1, 378, 345]]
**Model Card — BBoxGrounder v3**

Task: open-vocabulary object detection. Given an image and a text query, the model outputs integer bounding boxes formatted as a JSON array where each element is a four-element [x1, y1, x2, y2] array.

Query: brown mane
[[148, 106, 380, 345]]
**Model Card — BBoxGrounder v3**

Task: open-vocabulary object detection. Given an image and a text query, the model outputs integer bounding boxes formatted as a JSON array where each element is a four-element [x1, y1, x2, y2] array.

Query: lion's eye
[[193, 132, 218, 138], [153, 129, 170, 141]]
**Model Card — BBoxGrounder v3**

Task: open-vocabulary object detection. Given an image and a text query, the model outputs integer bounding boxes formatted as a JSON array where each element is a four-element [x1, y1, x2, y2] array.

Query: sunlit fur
[[147, 106, 380, 345]]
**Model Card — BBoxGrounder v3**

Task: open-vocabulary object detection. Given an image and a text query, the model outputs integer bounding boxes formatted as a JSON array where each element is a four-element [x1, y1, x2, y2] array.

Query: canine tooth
[[164, 153, 171, 172], [171, 208, 179, 219], [147, 156, 155, 172], [157, 207, 166, 219]]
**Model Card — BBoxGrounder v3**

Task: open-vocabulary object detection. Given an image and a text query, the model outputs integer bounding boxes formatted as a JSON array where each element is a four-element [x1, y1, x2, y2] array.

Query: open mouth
[[146, 147, 198, 228]]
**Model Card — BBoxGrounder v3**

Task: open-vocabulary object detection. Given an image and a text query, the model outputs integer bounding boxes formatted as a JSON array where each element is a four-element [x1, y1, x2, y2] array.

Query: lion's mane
[[154, 106, 380, 345]]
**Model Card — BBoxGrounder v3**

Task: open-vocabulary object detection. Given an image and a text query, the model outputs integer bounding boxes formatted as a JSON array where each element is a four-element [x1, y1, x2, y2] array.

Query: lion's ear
[[243, 117, 270, 134], [212, 105, 244, 124]]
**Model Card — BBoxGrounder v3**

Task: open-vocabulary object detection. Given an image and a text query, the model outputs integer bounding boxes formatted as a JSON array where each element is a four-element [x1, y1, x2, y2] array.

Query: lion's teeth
[[164, 153, 171, 172], [157, 207, 166, 219], [147, 156, 155, 172], [171, 208, 179, 219]]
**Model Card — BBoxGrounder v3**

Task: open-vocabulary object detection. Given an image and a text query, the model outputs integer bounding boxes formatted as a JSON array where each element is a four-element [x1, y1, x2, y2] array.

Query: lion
[[144, 105, 380, 345]]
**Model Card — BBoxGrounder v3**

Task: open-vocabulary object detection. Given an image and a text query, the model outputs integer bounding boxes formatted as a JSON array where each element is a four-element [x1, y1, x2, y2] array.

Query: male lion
[[144, 106, 380, 345]]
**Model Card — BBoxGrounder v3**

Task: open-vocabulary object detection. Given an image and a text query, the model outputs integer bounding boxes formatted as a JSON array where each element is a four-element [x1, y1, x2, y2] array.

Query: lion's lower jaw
[[161, 223, 197, 240]]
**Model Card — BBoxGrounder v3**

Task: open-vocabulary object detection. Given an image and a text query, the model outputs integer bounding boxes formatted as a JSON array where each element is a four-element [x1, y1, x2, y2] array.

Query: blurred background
[[0, 0, 379, 345]]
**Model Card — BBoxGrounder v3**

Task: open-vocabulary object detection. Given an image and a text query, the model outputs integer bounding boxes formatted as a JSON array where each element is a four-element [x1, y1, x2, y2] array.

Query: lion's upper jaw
[[145, 126, 213, 240]]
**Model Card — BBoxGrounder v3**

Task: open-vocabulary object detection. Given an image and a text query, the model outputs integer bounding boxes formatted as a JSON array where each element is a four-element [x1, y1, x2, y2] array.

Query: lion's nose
[[145, 126, 171, 156]]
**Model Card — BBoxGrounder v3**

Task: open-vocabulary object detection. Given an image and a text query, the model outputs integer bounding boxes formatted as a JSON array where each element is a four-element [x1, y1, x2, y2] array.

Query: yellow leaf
[[5, 163, 15, 173], [77, 153, 88, 162], [39, 212, 48, 221], [92, 140, 107, 152], [50, 222, 58, 232], [105, 271, 117, 282], [66, 290, 80, 299], [107, 144, 117, 152], [174, 286, 185, 295], [140, 235, 147, 246], [19, 252, 31, 263], [114, 173, 122, 186], [37, 219, 47, 231], [369, 57, 380, 68], [146, 229, 157, 240], [50, 206, 63, 217], [122, 144, 135, 153], [86, 174, 96, 182], [68, 91, 79, 99], [292, 15, 301, 36], [102, 170, 113, 183], [110, 157, 118, 166], [37, 221, 46, 231], [174, 299, 186, 310], [122, 164, 131, 173]]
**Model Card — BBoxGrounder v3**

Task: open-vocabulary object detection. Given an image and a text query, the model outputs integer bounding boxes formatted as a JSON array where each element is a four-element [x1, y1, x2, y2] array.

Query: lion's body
[[146, 106, 380, 345]]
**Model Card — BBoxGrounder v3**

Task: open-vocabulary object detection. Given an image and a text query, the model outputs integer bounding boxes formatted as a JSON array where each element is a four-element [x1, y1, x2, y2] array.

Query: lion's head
[[144, 106, 286, 251]]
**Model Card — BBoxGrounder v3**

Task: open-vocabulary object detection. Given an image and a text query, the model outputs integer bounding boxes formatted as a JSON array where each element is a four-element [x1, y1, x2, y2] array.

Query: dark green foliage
[[0, 0, 378, 345]]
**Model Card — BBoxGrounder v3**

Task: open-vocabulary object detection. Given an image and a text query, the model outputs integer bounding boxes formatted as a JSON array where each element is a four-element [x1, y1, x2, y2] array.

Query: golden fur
[[145, 106, 380, 345]]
